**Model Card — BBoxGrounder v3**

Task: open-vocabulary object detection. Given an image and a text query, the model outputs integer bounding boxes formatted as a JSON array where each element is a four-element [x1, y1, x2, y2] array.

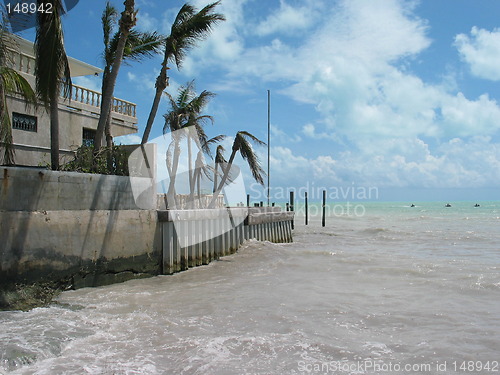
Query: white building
[[4, 35, 138, 166]]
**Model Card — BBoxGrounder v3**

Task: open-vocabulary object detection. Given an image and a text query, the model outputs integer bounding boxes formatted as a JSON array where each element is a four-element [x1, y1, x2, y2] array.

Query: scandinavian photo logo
[[128, 128, 249, 247]]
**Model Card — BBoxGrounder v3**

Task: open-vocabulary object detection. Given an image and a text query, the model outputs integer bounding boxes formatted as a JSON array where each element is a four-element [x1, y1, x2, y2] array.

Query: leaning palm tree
[[190, 134, 225, 207], [35, 0, 72, 170], [97, 1, 163, 148], [94, 0, 136, 150], [141, 1, 224, 145], [163, 81, 216, 207], [209, 131, 266, 208], [0, 17, 37, 165], [212, 144, 226, 193]]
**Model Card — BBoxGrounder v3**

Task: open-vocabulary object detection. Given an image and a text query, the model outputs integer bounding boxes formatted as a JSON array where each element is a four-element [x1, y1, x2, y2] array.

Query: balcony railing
[[8, 48, 137, 118], [68, 85, 137, 118]]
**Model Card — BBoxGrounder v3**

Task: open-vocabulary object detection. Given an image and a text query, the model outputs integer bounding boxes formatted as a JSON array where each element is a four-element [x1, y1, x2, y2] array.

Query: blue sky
[[18, 0, 500, 201]]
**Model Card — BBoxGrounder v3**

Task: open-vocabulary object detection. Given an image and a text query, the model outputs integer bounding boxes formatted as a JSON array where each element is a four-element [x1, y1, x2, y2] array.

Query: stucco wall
[[0, 166, 155, 211], [6, 73, 138, 167], [0, 167, 161, 298]]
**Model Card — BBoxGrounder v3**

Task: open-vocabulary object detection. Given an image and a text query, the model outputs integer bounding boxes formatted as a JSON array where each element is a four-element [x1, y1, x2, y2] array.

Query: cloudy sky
[[19, 0, 500, 201]]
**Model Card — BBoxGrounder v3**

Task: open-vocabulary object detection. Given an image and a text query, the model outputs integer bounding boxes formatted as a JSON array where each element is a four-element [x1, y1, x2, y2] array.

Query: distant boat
[[445, 203, 452, 207], [410, 204, 415, 207]]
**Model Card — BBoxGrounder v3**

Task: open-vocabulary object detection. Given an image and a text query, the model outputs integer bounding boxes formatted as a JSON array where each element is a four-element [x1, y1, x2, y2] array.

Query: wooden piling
[[305, 191, 308, 225], [181, 221, 189, 270], [289, 191, 295, 230], [162, 222, 174, 275], [322, 190, 326, 227]]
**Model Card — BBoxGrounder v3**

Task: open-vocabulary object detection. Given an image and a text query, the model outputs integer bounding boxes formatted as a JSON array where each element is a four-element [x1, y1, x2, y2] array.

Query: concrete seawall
[[0, 167, 294, 309], [159, 208, 293, 274]]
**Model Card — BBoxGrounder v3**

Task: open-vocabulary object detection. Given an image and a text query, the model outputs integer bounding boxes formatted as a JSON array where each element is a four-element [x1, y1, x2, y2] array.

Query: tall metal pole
[[267, 90, 271, 206]]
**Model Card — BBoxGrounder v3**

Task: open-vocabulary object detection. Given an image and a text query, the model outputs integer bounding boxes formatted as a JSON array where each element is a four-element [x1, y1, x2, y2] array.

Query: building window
[[12, 112, 37, 132], [82, 128, 96, 147]]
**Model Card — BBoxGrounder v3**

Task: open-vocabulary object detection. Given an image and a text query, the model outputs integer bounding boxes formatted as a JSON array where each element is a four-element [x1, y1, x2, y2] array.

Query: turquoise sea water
[[1, 201, 499, 374]]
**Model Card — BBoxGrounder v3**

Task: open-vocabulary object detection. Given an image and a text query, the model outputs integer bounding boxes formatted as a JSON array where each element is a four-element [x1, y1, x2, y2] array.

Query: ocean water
[[1, 201, 499, 374]]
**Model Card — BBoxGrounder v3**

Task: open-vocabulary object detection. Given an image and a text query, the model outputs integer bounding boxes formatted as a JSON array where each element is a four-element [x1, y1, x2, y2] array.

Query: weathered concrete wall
[[0, 167, 160, 309], [0, 167, 155, 211], [0, 209, 161, 288]]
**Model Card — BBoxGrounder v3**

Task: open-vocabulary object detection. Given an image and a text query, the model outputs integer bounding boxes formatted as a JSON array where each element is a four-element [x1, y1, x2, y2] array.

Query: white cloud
[[135, 11, 160, 32], [267, 137, 500, 189], [254, 0, 323, 36], [301, 123, 338, 141], [271, 124, 301, 143], [72, 75, 101, 92], [455, 27, 500, 81]]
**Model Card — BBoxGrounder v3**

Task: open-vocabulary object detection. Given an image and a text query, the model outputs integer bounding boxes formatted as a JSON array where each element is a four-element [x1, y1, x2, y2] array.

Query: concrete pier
[[158, 207, 294, 275]]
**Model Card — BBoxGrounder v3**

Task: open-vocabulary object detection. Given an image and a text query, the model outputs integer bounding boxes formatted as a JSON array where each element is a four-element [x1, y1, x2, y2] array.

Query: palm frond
[[0, 88, 14, 164], [166, 1, 225, 68], [125, 30, 164, 61], [35, 0, 72, 107], [201, 134, 225, 159], [0, 16, 38, 165], [215, 144, 226, 164], [102, 1, 118, 66], [110, 28, 164, 64], [234, 131, 266, 185], [0, 67, 37, 106]]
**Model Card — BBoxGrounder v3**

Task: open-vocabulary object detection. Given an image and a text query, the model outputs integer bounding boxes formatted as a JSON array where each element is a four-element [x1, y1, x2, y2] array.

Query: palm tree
[[35, 0, 72, 170], [94, 0, 136, 150], [0, 16, 37, 165], [212, 144, 226, 193], [97, 1, 163, 148], [141, 1, 224, 145], [209, 131, 266, 208], [163, 81, 216, 207], [190, 134, 225, 207]]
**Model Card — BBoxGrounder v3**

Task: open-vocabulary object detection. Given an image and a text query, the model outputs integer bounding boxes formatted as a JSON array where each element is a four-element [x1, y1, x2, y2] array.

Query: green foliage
[[61, 145, 129, 176]]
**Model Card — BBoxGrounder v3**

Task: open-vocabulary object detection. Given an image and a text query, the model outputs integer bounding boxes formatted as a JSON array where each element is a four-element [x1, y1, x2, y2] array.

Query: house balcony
[[4, 35, 139, 166], [9, 45, 138, 137]]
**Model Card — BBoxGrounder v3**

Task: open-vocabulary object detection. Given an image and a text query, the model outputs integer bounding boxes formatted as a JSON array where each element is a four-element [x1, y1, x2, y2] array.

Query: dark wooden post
[[289, 191, 294, 229], [247, 194, 250, 207], [322, 190, 326, 227], [305, 192, 308, 225]]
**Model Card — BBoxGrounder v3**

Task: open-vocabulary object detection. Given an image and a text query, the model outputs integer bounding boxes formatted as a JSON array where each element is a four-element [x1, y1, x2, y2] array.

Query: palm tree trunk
[[213, 163, 218, 193], [187, 134, 195, 208], [196, 169, 202, 207], [166, 138, 180, 207], [141, 63, 168, 144], [50, 98, 59, 170], [105, 109, 113, 147], [209, 149, 236, 208], [95, 0, 135, 150]]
